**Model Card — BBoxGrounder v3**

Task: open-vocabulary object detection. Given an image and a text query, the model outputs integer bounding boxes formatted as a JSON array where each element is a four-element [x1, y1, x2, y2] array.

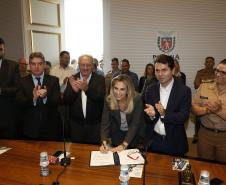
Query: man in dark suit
[[0, 37, 20, 138], [144, 54, 191, 155], [64, 54, 105, 144], [16, 52, 62, 140]]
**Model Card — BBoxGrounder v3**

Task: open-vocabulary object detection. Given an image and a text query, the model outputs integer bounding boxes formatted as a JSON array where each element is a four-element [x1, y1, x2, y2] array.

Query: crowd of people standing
[[0, 37, 226, 162]]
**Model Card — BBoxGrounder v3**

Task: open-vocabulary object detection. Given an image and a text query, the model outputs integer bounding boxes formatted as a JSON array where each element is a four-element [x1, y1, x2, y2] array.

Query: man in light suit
[[0, 37, 20, 138], [64, 54, 105, 144], [16, 52, 62, 140], [144, 54, 191, 155]]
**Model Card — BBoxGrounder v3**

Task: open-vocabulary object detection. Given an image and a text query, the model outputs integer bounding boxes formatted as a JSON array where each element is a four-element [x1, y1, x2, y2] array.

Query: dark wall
[[0, 0, 24, 61]]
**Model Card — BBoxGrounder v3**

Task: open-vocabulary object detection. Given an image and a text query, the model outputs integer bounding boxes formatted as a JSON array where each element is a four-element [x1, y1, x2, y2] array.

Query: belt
[[201, 124, 226, 133]]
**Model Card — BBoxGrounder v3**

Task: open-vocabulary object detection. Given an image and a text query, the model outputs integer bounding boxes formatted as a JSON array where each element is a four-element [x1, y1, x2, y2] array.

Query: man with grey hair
[[16, 52, 62, 140], [64, 54, 105, 144]]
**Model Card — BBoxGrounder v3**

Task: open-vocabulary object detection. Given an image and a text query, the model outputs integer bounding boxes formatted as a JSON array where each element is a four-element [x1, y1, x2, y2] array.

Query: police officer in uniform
[[192, 59, 226, 162], [194, 56, 215, 89], [193, 56, 215, 143]]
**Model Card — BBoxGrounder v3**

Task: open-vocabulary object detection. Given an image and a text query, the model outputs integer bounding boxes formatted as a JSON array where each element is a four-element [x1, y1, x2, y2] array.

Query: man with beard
[[0, 37, 20, 138]]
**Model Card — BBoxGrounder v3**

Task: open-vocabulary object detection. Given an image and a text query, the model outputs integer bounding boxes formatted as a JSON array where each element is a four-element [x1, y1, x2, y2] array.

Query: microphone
[[60, 110, 71, 166], [138, 139, 152, 185], [52, 109, 71, 185]]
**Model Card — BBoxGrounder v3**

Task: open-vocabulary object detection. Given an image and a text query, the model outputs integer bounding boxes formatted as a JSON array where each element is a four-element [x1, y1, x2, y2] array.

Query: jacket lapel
[[42, 74, 48, 88], [116, 110, 121, 126], [0, 60, 8, 84], [154, 83, 160, 103], [166, 80, 177, 111]]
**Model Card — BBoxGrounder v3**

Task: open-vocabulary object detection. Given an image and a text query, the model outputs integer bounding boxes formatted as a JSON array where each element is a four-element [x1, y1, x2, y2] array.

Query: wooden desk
[[0, 140, 225, 185]]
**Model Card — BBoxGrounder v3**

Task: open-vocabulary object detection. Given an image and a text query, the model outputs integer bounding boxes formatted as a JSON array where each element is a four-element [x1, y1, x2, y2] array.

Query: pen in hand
[[100, 141, 109, 153]]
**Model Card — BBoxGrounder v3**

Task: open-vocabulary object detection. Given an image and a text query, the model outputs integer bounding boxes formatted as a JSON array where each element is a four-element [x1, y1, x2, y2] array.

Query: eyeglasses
[[215, 69, 226, 75], [127, 151, 140, 160]]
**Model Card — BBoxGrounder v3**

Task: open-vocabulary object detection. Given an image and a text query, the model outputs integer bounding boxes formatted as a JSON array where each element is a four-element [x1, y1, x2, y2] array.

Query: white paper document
[[90, 149, 144, 166], [90, 151, 115, 166], [129, 164, 144, 178], [0, 146, 11, 155]]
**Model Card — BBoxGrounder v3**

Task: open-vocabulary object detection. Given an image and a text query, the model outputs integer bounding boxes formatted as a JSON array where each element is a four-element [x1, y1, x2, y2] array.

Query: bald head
[[18, 57, 28, 77], [19, 57, 28, 71]]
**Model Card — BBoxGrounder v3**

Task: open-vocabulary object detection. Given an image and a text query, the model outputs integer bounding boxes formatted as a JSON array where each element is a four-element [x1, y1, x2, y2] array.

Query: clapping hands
[[33, 85, 47, 100], [69, 76, 88, 92], [204, 100, 222, 113], [144, 101, 166, 117]]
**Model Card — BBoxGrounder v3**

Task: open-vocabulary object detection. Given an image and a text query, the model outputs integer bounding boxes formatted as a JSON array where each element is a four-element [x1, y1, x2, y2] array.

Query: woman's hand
[[110, 142, 128, 153], [99, 141, 110, 153]]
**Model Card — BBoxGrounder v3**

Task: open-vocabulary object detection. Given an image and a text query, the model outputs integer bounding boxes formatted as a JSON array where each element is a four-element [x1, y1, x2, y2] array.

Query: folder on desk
[[90, 149, 145, 166]]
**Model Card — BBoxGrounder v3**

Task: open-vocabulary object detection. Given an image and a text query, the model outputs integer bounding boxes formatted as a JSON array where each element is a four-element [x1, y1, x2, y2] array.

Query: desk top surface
[[0, 140, 225, 185]]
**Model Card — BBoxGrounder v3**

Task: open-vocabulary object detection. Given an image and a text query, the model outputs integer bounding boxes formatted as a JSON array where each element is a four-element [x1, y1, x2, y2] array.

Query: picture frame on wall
[[30, 30, 61, 63], [29, 0, 60, 27]]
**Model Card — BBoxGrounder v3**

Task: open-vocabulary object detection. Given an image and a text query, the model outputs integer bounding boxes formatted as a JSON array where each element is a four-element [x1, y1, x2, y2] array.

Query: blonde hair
[[107, 75, 136, 113]]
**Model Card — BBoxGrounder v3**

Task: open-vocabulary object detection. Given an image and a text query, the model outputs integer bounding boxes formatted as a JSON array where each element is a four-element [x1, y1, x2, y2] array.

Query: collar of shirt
[[160, 78, 174, 92], [32, 72, 45, 86], [160, 78, 174, 108], [154, 78, 174, 135], [112, 69, 120, 74], [79, 73, 92, 84], [59, 64, 72, 71], [0, 58, 2, 69]]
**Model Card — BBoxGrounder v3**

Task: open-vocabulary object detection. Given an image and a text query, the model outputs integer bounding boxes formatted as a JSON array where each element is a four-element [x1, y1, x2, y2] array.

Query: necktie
[[35, 77, 42, 105], [36, 77, 41, 86]]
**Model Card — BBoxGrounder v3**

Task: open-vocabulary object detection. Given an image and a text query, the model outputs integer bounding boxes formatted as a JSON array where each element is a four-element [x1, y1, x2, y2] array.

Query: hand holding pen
[[99, 140, 110, 153]]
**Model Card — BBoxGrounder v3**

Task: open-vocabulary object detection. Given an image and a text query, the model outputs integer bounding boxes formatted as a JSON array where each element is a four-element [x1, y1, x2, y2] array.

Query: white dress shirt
[[80, 73, 92, 118], [0, 58, 2, 69], [32, 73, 47, 106], [154, 78, 174, 135], [50, 64, 74, 93]]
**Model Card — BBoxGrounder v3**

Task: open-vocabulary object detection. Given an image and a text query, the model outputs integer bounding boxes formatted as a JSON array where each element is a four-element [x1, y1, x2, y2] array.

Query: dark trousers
[[0, 109, 20, 139], [149, 131, 169, 154], [194, 116, 201, 137], [69, 120, 100, 145], [58, 105, 70, 139]]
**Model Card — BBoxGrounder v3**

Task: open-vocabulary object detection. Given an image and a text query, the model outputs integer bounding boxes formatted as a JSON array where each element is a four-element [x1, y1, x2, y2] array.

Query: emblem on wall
[[157, 31, 176, 53]]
